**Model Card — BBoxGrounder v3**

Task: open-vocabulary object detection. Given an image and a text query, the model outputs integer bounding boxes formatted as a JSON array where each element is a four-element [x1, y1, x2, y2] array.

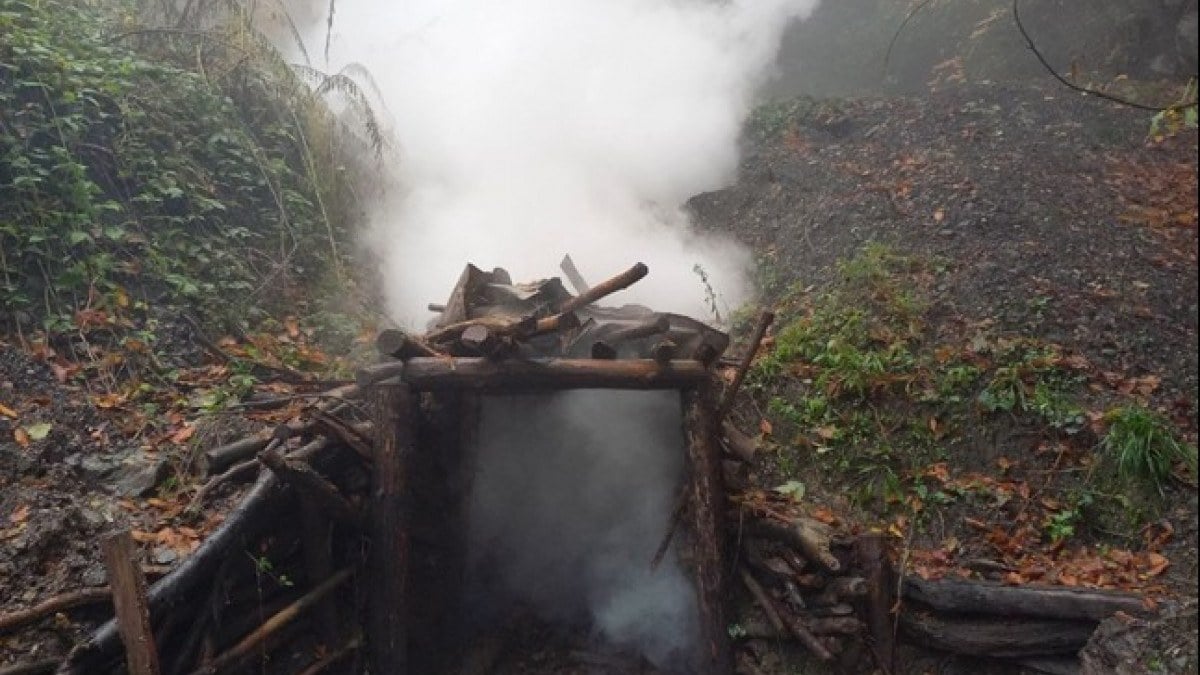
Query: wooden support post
[[298, 496, 338, 649], [855, 533, 896, 674], [681, 387, 733, 675], [100, 529, 161, 675], [367, 382, 414, 675]]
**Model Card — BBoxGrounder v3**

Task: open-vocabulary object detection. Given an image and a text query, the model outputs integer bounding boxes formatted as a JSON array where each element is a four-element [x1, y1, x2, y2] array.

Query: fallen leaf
[[933, 208, 945, 222], [0, 403, 16, 419], [759, 418, 773, 436], [815, 425, 838, 440], [9, 504, 30, 524], [171, 425, 196, 444], [25, 422, 51, 441], [774, 480, 806, 501], [1144, 553, 1170, 578]]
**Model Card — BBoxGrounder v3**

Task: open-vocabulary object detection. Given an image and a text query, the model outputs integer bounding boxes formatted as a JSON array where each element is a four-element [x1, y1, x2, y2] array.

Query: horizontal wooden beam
[[394, 357, 710, 391]]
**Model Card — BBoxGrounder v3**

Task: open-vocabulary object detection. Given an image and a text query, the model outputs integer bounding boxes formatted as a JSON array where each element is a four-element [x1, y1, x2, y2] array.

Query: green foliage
[[1098, 405, 1197, 495], [976, 343, 1085, 433], [0, 0, 370, 331]]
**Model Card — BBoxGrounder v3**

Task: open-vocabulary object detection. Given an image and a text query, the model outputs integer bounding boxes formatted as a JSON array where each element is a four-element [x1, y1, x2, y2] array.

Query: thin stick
[[649, 486, 688, 571], [740, 568, 832, 661], [0, 659, 59, 675], [187, 568, 353, 675], [0, 588, 111, 635], [296, 635, 362, 675], [717, 310, 775, 421]]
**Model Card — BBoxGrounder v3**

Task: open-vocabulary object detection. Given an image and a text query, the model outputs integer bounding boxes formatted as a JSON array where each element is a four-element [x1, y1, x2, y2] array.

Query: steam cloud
[[297, 0, 818, 665], [468, 391, 696, 667], [310, 0, 819, 325]]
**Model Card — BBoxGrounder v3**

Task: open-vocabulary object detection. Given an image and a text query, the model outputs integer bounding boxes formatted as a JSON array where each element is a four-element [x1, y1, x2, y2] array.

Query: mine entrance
[[464, 390, 696, 670]]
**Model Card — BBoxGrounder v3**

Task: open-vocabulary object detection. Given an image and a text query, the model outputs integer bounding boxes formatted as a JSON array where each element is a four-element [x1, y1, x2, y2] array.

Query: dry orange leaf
[[759, 418, 773, 436], [0, 402, 17, 419], [170, 425, 196, 445], [9, 504, 30, 524], [13, 427, 30, 446]]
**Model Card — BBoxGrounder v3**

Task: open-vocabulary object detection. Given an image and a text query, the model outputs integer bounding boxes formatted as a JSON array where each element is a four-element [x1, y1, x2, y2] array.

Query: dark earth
[[2, 81, 1197, 673]]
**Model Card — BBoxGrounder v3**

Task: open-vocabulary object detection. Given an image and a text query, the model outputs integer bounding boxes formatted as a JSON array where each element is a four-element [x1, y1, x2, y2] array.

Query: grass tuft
[[1099, 405, 1196, 495]]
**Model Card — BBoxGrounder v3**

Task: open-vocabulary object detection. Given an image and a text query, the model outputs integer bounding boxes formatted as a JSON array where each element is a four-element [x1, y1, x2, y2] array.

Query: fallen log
[[188, 568, 354, 675], [902, 576, 1149, 622], [899, 610, 1097, 658], [59, 439, 337, 674], [559, 262, 649, 313], [258, 447, 358, 527], [720, 421, 758, 462], [399, 357, 711, 391], [0, 588, 111, 635], [0, 660, 58, 675], [748, 518, 841, 573], [740, 568, 832, 661], [651, 340, 677, 364], [356, 360, 406, 388]]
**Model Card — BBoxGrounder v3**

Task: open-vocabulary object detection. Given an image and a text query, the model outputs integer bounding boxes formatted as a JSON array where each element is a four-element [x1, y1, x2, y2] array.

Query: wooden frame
[[365, 360, 732, 675]]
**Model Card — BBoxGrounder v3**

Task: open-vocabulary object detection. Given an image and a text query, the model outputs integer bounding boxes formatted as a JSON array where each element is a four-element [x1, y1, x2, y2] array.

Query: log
[[855, 534, 895, 674], [427, 303, 446, 313], [258, 447, 358, 527], [398, 357, 710, 391], [201, 435, 269, 477], [651, 339, 677, 364], [460, 325, 498, 357], [740, 568, 832, 661], [376, 329, 440, 360], [716, 310, 774, 421], [720, 421, 758, 462], [356, 360, 406, 388], [590, 341, 618, 360], [559, 262, 648, 313], [899, 610, 1097, 658], [188, 568, 354, 675], [367, 383, 415, 675], [682, 387, 734, 674], [530, 311, 581, 337], [0, 660, 59, 675], [58, 440, 325, 674], [559, 254, 591, 294], [0, 588, 111, 635], [902, 576, 1149, 622], [100, 530, 160, 675], [606, 315, 671, 344], [748, 518, 841, 573], [297, 635, 362, 675], [649, 485, 688, 572]]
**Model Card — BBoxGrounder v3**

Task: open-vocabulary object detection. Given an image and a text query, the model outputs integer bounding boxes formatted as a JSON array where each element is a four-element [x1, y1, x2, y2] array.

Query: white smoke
[[308, 0, 819, 326], [288, 0, 818, 665], [468, 391, 697, 668]]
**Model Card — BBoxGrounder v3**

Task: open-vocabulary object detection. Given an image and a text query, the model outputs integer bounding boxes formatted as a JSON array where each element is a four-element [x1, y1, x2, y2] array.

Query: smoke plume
[[468, 391, 696, 667], [310, 0, 818, 325], [296, 0, 818, 666]]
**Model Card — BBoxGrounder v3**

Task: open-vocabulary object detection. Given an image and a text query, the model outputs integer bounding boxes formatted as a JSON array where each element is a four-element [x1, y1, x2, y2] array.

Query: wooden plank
[[366, 383, 415, 675], [559, 254, 591, 294], [855, 533, 896, 673], [681, 387, 733, 675], [559, 262, 648, 313], [899, 610, 1096, 658], [398, 357, 709, 391], [100, 530, 161, 675]]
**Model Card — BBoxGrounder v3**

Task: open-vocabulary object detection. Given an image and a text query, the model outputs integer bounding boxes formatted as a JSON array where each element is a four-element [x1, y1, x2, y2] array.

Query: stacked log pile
[[0, 258, 1156, 675]]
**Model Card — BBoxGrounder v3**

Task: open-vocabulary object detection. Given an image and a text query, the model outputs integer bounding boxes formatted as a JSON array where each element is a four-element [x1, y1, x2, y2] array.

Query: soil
[[688, 80, 1198, 674], [1, 81, 1196, 673]]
